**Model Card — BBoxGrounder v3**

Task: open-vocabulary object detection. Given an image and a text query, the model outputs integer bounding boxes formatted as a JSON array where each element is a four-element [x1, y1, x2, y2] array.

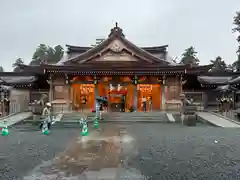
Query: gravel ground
[[124, 123, 240, 179], [0, 127, 80, 180], [2, 123, 240, 179]]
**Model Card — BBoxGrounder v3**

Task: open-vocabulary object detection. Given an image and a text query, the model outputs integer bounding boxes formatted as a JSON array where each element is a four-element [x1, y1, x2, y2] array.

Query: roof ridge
[[67, 37, 112, 62]]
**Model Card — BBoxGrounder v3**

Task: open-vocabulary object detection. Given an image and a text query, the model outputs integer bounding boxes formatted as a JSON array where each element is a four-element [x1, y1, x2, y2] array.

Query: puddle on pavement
[[55, 138, 121, 174], [23, 138, 122, 179], [23, 125, 144, 179]]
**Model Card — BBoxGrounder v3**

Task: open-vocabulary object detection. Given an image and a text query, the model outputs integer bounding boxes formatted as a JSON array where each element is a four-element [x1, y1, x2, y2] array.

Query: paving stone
[[2, 120, 240, 179]]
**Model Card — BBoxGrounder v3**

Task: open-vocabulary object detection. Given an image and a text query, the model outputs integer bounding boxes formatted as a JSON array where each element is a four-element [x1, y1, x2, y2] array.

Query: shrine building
[[10, 23, 214, 113]]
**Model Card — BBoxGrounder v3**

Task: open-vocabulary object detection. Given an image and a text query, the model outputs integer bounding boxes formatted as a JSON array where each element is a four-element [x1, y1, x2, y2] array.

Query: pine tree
[[232, 11, 240, 71], [180, 46, 200, 66]]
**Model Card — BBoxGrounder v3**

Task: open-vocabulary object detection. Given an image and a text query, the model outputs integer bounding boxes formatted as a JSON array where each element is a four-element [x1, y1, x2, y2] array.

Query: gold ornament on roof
[[110, 41, 122, 53]]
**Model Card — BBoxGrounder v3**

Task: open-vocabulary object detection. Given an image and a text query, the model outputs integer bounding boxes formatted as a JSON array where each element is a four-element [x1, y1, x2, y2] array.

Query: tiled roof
[[62, 24, 169, 65], [0, 76, 37, 84]]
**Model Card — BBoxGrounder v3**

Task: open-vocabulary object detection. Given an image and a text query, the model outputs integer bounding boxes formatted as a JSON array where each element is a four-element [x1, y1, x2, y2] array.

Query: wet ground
[[1, 123, 240, 179]]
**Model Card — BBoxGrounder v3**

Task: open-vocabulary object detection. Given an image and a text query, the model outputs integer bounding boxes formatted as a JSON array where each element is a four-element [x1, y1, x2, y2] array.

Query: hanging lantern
[[65, 74, 69, 84], [132, 75, 138, 85], [93, 75, 98, 85], [162, 75, 166, 85]]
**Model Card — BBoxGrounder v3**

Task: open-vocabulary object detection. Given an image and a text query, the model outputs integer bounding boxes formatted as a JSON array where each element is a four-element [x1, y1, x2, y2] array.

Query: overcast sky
[[0, 0, 239, 71]]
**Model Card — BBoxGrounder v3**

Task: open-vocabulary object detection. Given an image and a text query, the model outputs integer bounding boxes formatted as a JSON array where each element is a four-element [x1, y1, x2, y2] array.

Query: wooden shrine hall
[[15, 23, 214, 112]]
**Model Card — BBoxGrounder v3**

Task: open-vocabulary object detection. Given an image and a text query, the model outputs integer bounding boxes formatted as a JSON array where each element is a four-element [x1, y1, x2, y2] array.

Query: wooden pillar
[[202, 92, 208, 110], [232, 92, 236, 109], [0, 90, 5, 116], [179, 75, 182, 94], [65, 74, 71, 112], [161, 75, 167, 110], [133, 84, 137, 111], [161, 86, 167, 110], [94, 85, 98, 110], [48, 75, 53, 103], [67, 84, 71, 111]]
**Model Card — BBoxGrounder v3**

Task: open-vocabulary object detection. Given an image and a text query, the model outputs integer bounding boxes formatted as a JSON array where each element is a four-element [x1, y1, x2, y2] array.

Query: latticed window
[[0, 90, 9, 102], [167, 86, 181, 100], [166, 76, 181, 100], [54, 86, 68, 99]]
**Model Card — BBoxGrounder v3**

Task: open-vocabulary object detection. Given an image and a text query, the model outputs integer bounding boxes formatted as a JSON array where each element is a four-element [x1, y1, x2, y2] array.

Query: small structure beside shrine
[[0, 72, 48, 116]]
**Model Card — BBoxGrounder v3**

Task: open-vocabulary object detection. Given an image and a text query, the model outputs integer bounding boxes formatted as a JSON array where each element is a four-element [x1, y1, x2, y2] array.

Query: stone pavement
[[4, 121, 240, 179], [197, 112, 240, 127], [22, 124, 146, 180], [0, 112, 32, 127]]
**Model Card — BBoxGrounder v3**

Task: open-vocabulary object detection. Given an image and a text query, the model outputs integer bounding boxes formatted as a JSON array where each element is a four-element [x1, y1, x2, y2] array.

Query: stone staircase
[[12, 112, 170, 130], [104, 112, 169, 122], [12, 121, 40, 132], [55, 112, 96, 128], [61, 112, 96, 121], [55, 112, 169, 128]]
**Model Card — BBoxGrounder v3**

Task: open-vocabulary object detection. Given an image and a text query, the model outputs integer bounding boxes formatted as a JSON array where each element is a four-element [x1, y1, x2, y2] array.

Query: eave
[[0, 73, 38, 87], [66, 44, 168, 54], [197, 76, 232, 85], [36, 64, 211, 75], [0, 72, 37, 76]]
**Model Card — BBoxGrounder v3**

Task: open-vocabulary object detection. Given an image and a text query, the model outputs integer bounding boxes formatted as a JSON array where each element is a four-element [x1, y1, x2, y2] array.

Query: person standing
[[120, 95, 125, 112], [141, 96, 147, 112], [103, 96, 108, 112], [80, 96, 87, 112], [149, 96, 152, 112], [95, 99, 100, 118], [40, 102, 52, 130]]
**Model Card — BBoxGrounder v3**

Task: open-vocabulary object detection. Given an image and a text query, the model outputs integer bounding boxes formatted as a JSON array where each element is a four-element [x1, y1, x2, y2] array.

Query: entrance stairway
[[104, 112, 169, 122], [56, 112, 96, 128], [56, 112, 169, 128], [11, 112, 170, 130]]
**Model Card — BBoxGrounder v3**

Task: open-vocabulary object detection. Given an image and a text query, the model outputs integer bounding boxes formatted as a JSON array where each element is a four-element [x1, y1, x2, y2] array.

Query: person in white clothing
[[40, 102, 52, 129]]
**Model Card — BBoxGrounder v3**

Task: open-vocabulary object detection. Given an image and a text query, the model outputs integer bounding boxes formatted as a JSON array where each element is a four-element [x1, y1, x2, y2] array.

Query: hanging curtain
[[125, 84, 134, 111], [137, 85, 142, 111], [97, 84, 104, 96], [72, 84, 82, 110], [152, 84, 161, 110]]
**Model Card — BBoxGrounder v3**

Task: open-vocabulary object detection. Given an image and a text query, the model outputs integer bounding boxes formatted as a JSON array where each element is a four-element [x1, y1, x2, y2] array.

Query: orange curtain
[[71, 84, 95, 110], [137, 85, 144, 111], [97, 84, 107, 97], [125, 84, 134, 111], [71, 84, 82, 109], [152, 84, 161, 110], [97, 84, 103, 96], [137, 84, 161, 111], [137, 84, 151, 111]]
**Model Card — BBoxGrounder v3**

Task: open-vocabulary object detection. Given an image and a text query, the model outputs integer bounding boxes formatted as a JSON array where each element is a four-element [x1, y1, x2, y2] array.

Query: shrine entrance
[[71, 84, 95, 111], [71, 76, 95, 111], [96, 76, 135, 112], [70, 76, 161, 112], [137, 84, 161, 111], [97, 83, 135, 112]]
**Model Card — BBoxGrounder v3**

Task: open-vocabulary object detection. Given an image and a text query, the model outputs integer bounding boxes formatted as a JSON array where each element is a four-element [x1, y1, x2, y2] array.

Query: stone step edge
[[57, 120, 170, 123]]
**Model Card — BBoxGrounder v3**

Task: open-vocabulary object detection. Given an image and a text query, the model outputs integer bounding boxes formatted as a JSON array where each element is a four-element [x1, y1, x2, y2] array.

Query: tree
[[30, 44, 48, 65], [232, 11, 240, 71], [30, 44, 64, 65], [12, 58, 24, 72], [210, 56, 227, 72], [47, 45, 64, 64], [180, 46, 200, 66], [0, 66, 4, 72]]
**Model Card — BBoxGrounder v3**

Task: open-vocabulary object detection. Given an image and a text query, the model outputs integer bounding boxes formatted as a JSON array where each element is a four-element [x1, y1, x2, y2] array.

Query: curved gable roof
[[63, 24, 170, 65]]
